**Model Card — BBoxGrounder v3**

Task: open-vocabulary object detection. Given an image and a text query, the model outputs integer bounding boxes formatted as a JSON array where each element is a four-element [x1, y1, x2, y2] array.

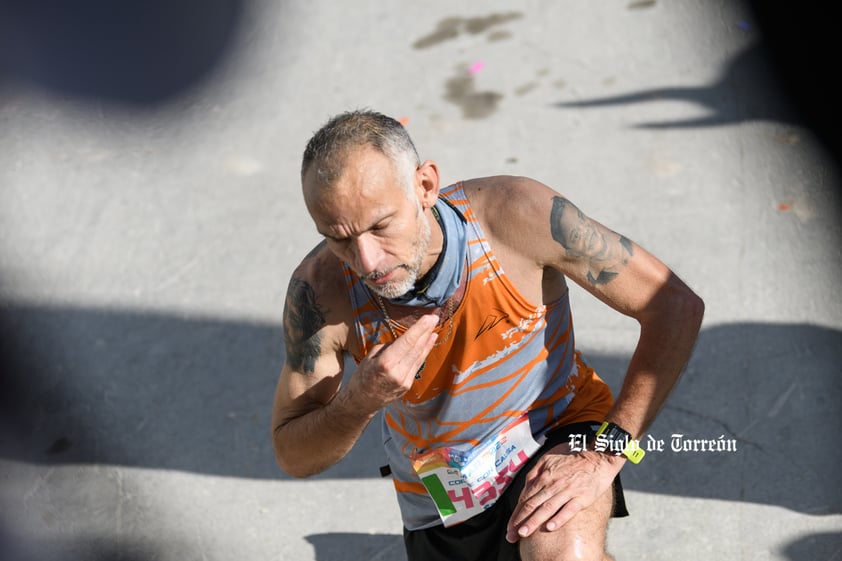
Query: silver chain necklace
[[373, 293, 455, 379]]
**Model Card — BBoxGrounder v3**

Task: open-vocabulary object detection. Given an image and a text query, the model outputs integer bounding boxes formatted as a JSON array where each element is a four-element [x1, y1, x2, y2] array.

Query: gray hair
[[301, 110, 421, 192]]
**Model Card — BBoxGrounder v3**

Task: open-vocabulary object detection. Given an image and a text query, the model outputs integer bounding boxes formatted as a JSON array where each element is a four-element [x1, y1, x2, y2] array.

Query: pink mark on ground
[[468, 61, 485, 74]]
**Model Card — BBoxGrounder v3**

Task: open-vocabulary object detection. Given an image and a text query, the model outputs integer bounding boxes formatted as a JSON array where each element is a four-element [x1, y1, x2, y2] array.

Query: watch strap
[[595, 421, 645, 464]]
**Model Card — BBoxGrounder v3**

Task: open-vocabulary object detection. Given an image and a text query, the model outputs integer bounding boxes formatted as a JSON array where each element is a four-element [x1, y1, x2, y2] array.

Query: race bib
[[411, 414, 544, 527]]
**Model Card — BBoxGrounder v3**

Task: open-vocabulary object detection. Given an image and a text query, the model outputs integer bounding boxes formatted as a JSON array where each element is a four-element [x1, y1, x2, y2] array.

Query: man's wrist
[[594, 421, 646, 464], [332, 384, 380, 425]]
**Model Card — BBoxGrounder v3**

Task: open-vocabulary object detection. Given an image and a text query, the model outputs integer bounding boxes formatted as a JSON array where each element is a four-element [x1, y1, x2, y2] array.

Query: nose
[[351, 234, 383, 276]]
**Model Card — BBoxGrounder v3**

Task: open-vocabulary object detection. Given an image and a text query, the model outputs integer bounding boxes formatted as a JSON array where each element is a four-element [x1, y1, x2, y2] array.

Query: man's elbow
[[681, 284, 705, 328], [644, 274, 705, 332], [690, 291, 705, 324], [274, 453, 312, 479], [671, 282, 705, 338], [272, 426, 318, 479]]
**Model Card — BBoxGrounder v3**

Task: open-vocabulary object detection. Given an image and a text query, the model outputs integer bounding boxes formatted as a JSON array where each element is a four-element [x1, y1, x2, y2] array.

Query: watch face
[[594, 423, 645, 463], [595, 423, 631, 455]]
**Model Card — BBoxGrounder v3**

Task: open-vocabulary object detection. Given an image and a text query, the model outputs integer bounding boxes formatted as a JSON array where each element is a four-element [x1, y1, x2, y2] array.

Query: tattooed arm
[[271, 244, 437, 478], [271, 248, 357, 477], [549, 196, 634, 286], [469, 176, 704, 438], [470, 177, 704, 540], [546, 191, 704, 439]]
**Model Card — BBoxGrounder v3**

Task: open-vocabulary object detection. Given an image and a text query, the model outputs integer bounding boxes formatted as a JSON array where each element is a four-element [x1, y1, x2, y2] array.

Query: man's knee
[[515, 475, 615, 561], [518, 531, 612, 561]]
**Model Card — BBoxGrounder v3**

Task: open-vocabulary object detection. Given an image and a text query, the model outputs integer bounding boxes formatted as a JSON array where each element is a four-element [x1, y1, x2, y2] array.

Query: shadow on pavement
[[586, 321, 842, 516], [305, 528, 842, 561], [306, 533, 406, 561], [0, 518, 190, 561], [780, 531, 842, 561], [554, 42, 797, 129], [1, 303, 840, 514], [555, 3, 842, 172], [0, 0, 247, 105]]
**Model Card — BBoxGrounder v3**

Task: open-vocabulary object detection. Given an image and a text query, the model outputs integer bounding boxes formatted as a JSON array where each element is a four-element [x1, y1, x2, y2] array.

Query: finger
[[522, 476, 606, 536], [507, 487, 571, 542], [506, 461, 575, 541], [517, 468, 551, 506], [544, 498, 584, 532], [505, 469, 546, 541], [397, 314, 439, 348], [386, 315, 438, 378], [367, 342, 386, 358], [400, 330, 438, 386], [506, 481, 550, 541], [509, 462, 558, 522], [375, 314, 438, 355]]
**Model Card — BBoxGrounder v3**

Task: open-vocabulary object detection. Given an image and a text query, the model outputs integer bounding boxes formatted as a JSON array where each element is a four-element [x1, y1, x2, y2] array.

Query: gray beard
[[366, 204, 431, 299]]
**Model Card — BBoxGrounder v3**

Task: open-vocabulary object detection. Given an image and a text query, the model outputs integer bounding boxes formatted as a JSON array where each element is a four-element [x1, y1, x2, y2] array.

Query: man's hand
[[344, 314, 439, 415], [505, 444, 624, 543]]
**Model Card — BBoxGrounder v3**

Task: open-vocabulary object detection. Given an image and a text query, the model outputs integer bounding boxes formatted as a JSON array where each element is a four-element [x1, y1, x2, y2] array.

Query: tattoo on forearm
[[550, 196, 634, 286], [283, 277, 326, 373]]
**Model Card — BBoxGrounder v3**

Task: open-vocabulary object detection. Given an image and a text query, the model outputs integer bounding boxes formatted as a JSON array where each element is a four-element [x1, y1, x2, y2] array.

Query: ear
[[414, 160, 440, 209]]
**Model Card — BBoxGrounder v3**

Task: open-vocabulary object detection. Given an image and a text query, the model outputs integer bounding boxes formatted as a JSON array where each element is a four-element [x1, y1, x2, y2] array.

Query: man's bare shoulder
[[462, 176, 554, 243], [284, 241, 353, 353], [462, 175, 551, 212], [293, 241, 344, 285]]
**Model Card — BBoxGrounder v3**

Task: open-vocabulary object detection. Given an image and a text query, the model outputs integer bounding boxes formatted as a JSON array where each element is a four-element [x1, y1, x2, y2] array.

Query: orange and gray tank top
[[342, 182, 613, 530]]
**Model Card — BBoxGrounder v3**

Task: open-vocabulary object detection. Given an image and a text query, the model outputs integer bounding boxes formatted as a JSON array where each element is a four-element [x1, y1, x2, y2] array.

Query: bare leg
[[518, 484, 614, 561]]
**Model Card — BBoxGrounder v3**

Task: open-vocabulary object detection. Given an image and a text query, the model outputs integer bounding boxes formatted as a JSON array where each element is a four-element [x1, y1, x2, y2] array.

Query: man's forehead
[[306, 179, 397, 240], [336, 145, 396, 178], [303, 146, 405, 199]]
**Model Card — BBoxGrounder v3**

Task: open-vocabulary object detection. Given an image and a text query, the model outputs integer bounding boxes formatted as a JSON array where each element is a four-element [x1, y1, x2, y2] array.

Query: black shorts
[[403, 421, 629, 561]]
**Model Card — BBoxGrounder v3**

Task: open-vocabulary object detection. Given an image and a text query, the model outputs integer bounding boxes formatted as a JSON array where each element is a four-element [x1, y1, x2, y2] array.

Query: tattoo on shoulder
[[283, 277, 327, 374], [550, 196, 634, 286]]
